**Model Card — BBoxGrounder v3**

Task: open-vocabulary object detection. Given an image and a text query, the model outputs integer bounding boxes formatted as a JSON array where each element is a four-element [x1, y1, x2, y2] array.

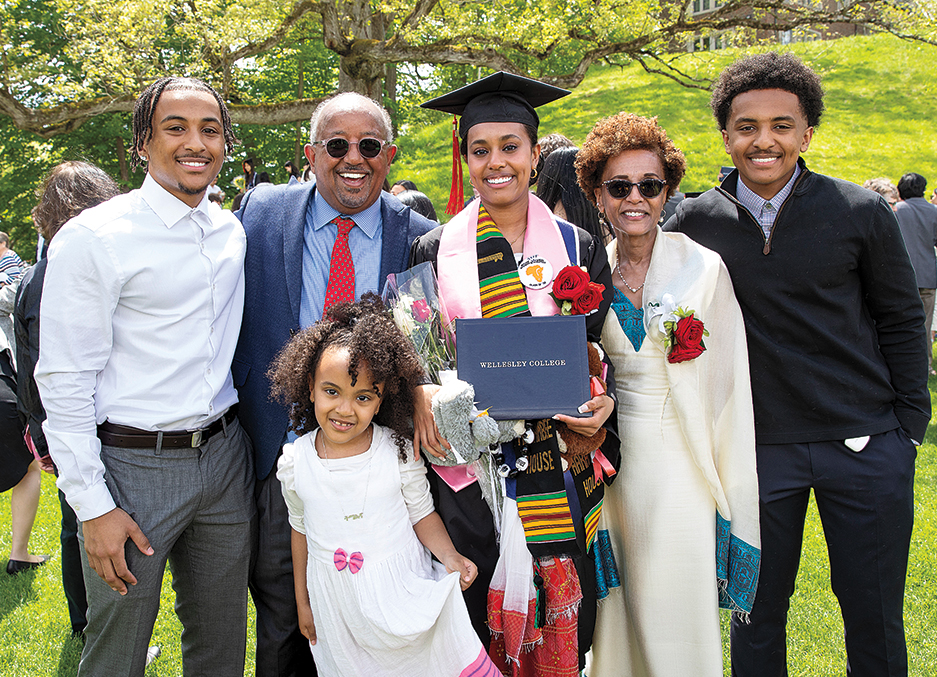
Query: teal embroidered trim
[[611, 287, 645, 351], [593, 529, 621, 600], [716, 512, 760, 614]]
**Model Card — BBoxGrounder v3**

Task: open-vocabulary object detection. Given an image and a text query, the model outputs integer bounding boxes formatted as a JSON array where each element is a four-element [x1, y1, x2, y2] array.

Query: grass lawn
[[0, 474, 258, 677], [1, 395, 935, 675]]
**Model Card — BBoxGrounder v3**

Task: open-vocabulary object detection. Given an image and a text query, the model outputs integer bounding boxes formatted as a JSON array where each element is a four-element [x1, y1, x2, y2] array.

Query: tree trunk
[[385, 61, 397, 137], [338, 54, 383, 99], [115, 138, 129, 183], [336, 0, 385, 99], [294, 63, 305, 166], [222, 49, 232, 101]]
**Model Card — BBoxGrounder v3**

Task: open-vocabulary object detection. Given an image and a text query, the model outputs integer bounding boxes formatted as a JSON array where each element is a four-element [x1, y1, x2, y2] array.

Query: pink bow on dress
[[333, 548, 364, 573]]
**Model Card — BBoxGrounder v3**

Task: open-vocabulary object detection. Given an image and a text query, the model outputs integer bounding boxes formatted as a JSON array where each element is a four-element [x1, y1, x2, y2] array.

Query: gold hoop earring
[[530, 168, 538, 179]]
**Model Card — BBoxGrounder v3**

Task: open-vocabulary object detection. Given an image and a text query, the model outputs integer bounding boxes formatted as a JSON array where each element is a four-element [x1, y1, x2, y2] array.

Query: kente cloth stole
[[565, 450, 606, 555], [513, 422, 608, 559], [476, 205, 530, 318], [514, 420, 579, 558]]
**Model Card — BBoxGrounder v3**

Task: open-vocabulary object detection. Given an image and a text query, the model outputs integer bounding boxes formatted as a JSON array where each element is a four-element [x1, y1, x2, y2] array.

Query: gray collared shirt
[[736, 164, 801, 240]]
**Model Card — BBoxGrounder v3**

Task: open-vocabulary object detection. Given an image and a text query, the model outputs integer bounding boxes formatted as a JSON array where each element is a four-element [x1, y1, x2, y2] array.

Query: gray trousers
[[919, 287, 935, 368], [77, 418, 255, 677]]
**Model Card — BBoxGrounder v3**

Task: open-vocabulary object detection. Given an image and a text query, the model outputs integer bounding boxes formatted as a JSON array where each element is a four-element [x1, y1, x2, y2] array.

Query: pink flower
[[411, 299, 432, 323]]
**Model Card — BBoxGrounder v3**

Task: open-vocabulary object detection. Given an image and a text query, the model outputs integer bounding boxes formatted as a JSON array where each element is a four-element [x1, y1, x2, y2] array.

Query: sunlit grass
[[393, 33, 937, 219], [0, 472, 257, 676]]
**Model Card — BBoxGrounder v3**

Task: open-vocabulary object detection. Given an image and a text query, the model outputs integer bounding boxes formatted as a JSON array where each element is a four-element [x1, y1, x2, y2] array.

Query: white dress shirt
[[36, 174, 246, 520]]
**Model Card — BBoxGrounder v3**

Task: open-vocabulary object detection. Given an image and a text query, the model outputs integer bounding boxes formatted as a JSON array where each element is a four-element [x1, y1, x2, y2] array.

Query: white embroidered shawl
[[602, 228, 761, 614]]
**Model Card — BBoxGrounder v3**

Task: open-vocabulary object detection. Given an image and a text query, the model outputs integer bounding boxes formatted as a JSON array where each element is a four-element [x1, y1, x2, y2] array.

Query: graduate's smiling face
[[465, 122, 540, 212]]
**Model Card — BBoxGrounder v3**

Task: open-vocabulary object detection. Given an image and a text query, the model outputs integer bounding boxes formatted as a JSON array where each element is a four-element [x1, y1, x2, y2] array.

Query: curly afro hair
[[576, 113, 686, 205], [267, 293, 426, 460], [711, 52, 824, 131]]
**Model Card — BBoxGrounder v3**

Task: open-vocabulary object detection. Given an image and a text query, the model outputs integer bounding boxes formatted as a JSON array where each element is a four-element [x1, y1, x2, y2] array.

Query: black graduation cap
[[421, 71, 569, 140]]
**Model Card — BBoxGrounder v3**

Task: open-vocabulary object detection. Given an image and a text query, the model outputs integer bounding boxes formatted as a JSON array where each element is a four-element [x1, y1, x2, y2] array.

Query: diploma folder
[[455, 315, 590, 420]]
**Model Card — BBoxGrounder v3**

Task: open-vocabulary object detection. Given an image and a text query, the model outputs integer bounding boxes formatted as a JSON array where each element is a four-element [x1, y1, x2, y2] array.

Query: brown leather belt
[[96, 405, 238, 449]]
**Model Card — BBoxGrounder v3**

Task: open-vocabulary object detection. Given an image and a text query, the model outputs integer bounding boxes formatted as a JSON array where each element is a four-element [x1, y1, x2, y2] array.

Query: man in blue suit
[[233, 92, 435, 676]]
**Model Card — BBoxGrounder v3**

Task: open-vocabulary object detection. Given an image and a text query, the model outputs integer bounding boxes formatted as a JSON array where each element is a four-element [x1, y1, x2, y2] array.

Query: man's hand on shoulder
[[82, 507, 154, 595]]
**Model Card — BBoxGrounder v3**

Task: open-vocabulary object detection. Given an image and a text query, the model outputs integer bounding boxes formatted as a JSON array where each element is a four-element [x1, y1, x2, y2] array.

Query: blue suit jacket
[[232, 182, 435, 479]]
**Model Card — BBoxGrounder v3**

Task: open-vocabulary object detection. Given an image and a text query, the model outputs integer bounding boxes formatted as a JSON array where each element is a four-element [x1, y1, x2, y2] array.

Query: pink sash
[[437, 195, 572, 322]]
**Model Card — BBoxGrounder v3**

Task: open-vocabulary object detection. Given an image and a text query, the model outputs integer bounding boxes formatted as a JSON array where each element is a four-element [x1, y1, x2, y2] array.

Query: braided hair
[[131, 77, 238, 170]]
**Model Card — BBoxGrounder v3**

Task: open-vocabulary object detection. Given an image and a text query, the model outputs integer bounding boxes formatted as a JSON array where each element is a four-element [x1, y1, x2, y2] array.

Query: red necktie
[[323, 216, 356, 311]]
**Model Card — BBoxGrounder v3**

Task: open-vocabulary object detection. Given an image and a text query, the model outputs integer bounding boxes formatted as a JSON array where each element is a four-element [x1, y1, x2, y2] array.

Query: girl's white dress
[[277, 424, 494, 677]]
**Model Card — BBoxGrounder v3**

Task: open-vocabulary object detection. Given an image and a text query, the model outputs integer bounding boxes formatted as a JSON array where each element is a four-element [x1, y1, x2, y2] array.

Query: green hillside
[[391, 33, 937, 217]]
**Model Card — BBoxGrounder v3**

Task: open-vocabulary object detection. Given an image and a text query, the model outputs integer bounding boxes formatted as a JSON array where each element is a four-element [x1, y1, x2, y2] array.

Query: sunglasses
[[315, 137, 386, 159], [602, 178, 667, 199]]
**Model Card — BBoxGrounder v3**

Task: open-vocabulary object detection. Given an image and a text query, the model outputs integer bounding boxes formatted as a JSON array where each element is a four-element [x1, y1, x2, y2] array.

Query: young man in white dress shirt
[[35, 77, 254, 676]]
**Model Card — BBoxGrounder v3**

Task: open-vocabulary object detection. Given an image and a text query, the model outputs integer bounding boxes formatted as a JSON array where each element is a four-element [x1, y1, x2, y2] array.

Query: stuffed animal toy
[[427, 379, 524, 466], [554, 342, 608, 463]]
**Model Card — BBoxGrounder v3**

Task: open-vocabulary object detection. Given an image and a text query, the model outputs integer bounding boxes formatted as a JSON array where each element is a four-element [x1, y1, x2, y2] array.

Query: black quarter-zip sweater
[[666, 159, 931, 445]]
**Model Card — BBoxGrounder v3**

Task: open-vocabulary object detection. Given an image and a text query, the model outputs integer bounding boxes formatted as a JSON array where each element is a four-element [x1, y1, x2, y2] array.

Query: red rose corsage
[[550, 265, 605, 316]]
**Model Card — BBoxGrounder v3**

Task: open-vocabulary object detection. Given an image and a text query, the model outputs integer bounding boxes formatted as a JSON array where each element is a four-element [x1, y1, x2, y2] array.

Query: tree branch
[[631, 52, 713, 90], [0, 87, 326, 139], [398, 0, 442, 33], [203, 0, 323, 68]]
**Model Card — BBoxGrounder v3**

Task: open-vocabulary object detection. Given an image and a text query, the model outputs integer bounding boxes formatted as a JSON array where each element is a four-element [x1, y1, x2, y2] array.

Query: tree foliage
[[1, 0, 935, 251], [2, 0, 935, 138]]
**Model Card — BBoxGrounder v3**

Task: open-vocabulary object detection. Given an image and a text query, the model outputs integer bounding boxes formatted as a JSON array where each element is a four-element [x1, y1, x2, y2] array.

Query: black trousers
[[0, 350, 30, 492], [249, 465, 317, 677], [58, 485, 88, 633], [731, 429, 916, 677]]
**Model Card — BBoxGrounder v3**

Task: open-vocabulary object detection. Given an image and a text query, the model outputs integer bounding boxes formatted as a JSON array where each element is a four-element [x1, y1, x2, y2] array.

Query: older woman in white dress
[[577, 113, 760, 676]]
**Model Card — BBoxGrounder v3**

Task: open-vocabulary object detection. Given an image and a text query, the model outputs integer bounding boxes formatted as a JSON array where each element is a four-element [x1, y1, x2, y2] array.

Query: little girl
[[268, 294, 500, 677]]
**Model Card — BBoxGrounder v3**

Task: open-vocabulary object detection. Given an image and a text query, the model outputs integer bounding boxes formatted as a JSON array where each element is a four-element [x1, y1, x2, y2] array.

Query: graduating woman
[[410, 72, 620, 676]]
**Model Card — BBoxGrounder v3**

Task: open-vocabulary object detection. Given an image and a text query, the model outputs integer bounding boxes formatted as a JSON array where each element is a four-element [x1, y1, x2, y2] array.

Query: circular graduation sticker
[[517, 255, 553, 290]]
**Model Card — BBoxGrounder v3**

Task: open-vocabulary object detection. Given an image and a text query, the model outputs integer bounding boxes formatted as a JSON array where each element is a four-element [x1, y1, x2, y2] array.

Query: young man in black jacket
[[667, 52, 930, 677]]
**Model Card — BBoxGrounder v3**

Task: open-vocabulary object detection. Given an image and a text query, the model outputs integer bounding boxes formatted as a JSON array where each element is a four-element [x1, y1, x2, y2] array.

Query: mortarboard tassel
[[533, 564, 546, 629], [446, 115, 464, 215]]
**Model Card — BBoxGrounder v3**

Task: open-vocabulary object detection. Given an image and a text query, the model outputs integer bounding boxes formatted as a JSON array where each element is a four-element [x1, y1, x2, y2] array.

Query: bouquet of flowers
[[549, 265, 605, 316], [382, 262, 456, 384]]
